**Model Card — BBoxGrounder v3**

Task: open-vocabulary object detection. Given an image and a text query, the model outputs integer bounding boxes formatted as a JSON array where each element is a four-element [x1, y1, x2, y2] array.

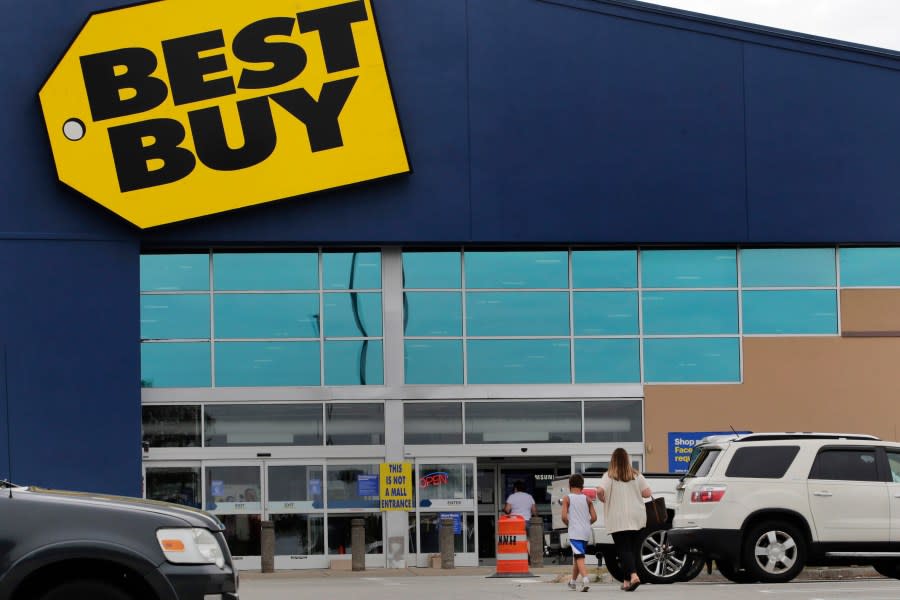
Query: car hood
[[17, 486, 223, 530]]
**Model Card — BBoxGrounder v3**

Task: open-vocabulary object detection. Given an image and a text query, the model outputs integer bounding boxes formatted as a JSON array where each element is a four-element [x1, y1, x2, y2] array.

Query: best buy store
[[5, 0, 900, 569]]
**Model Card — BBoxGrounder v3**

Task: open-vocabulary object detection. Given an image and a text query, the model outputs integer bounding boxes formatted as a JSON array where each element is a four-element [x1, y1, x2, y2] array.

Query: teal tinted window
[[215, 294, 320, 338], [644, 338, 740, 382], [573, 292, 638, 335], [213, 253, 318, 290], [402, 252, 461, 288], [404, 340, 464, 384], [141, 343, 210, 387], [840, 248, 900, 287], [741, 249, 835, 287], [641, 250, 736, 288], [403, 292, 462, 336], [323, 293, 382, 337], [465, 251, 567, 289], [742, 291, 837, 334], [467, 339, 570, 384], [323, 252, 381, 290], [642, 291, 738, 334], [574, 339, 640, 383], [141, 295, 209, 340], [324, 341, 384, 385], [466, 292, 569, 336], [571, 250, 637, 288], [141, 254, 208, 291], [215, 341, 320, 386]]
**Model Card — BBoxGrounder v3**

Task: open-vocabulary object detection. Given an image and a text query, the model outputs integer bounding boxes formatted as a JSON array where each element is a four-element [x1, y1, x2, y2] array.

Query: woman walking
[[596, 448, 652, 591]]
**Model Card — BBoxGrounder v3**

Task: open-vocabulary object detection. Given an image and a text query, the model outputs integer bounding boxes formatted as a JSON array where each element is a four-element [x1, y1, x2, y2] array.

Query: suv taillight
[[691, 486, 726, 503]]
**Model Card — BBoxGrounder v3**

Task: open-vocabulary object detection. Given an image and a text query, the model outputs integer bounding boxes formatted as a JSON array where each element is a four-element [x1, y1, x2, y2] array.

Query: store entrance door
[[476, 457, 571, 564]]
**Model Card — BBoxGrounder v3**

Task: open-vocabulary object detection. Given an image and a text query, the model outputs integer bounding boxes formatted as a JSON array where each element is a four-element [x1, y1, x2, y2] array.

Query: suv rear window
[[725, 446, 800, 478], [687, 448, 720, 477], [809, 448, 879, 481]]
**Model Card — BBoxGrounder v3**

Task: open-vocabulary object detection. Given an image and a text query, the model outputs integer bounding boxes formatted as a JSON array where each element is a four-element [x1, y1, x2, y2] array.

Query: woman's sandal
[[625, 580, 641, 592], [620, 582, 630, 591]]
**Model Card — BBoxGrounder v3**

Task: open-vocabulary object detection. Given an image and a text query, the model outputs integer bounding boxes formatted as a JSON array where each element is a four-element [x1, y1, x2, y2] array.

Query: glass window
[[141, 295, 209, 340], [404, 402, 463, 445], [465, 251, 568, 289], [741, 249, 835, 287], [140, 254, 208, 291], [574, 339, 640, 383], [571, 250, 637, 288], [325, 403, 384, 445], [326, 464, 380, 508], [268, 465, 325, 508], [418, 463, 473, 501], [641, 249, 736, 288], [142, 405, 201, 447], [725, 446, 800, 478], [467, 339, 570, 384], [219, 514, 262, 557], [327, 514, 382, 554], [215, 341, 319, 387], [887, 452, 900, 483], [204, 404, 323, 446], [840, 248, 900, 287], [742, 291, 837, 334], [273, 515, 324, 556], [213, 252, 318, 290], [205, 465, 262, 512], [145, 466, 201, 509], [584, 400, 642, 443], [573, 291, 638, 335], [404, 340, 463, 384], [403, 251, 461, 288], [403, 292, 462, 336], [416, 513, 474, 554], [642, 291, 738, 334], [466, 292, 569, 336], [688, 448, 721, 477], [214, 294, 320, 339], [141, 342, 211, 388], [809, 449, 879, 482], [323, 293, 383, 337], [643, 338, 740, 383], [324, 340, 384, 385], [465, 401, 581, 443], [323, 252, 381, 290]]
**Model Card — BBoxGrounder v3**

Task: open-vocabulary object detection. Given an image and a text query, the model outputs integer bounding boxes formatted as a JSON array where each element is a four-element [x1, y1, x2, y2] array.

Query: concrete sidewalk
[[240, 564, 882, 582]]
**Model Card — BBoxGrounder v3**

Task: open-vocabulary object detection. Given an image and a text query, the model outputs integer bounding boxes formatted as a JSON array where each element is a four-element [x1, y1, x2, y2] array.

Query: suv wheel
[[716, 560, 759, 583], [38, 580, 135, 600], [635, 528, 697, 584], [874, 561, 900, 579], [742, 521, 806, 583], [601, 550, 625, 582]]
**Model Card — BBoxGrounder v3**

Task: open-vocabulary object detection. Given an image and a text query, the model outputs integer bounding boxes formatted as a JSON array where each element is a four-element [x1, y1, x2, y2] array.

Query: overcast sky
[[645, 0, 900, 51]]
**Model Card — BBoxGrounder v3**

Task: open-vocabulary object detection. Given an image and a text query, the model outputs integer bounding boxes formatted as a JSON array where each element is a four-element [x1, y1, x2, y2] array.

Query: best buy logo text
[[39, 0, 409, 228]]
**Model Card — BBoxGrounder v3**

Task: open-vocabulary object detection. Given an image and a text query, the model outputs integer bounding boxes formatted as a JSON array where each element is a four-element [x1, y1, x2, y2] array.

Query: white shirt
[[505, 491, 535, 518], [598, 472, 649, 534], [565, 492, 593, 541]]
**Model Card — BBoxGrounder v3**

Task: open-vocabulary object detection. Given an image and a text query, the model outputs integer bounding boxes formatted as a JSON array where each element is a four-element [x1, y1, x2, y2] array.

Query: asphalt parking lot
[[239, 568, 898, 600]]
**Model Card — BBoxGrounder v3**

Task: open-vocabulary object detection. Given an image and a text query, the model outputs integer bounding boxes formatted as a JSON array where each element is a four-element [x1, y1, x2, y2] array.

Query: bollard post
[[351, 518, 366, 572], [439, 517, 455, 569], [528, 516, 544, 568], [260, 520, 275, 573]]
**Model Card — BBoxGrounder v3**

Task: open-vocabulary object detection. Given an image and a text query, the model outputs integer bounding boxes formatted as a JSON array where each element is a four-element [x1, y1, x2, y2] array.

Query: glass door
[[265, 462, 327, 569], [476, 465, 498, 563], [204, 461, 264, 570], [413, 458, 478, 567]]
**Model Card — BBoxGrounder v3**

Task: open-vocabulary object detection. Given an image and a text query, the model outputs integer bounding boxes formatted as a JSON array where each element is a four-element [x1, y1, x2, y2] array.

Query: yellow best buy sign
[[39, 0, 409, 228]]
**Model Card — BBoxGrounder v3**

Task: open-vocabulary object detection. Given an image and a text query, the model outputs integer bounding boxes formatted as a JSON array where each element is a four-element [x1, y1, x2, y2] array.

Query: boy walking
[[561, 473, 597, 591]]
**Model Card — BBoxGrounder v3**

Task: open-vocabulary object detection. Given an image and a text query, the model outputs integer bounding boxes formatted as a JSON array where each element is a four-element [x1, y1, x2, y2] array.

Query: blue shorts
[[570, 539, 587, 556]]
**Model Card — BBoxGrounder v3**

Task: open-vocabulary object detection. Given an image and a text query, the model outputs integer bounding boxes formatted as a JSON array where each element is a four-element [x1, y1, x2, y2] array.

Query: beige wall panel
[[841, 289, 900, 335], [643, 337, 900, 472]]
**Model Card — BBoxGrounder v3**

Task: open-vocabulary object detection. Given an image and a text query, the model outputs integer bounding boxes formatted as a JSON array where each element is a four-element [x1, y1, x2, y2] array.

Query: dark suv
[[0, 481, 239, 600]]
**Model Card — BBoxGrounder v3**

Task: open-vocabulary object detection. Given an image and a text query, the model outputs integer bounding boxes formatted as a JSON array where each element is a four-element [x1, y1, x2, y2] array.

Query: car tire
[[38, 580, 135, 600], [602, 550, 625, 582], [677, 556, 706, 582], [741, 520, 806, 583], [635, 528, 697, 584], [717, 560, 760, 583], [874, 561, 900, 579]]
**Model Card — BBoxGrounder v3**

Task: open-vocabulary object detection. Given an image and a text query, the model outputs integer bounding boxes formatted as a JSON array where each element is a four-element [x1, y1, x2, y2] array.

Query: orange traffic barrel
[[488, 515, 536, 578]]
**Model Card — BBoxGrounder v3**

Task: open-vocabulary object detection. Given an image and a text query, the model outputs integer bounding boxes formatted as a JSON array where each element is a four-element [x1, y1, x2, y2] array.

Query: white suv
[[668, 432, 900, 583]]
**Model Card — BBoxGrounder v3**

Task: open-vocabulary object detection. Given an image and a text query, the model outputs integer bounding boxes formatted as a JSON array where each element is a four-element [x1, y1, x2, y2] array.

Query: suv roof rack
[[735, 432, 880, 442]]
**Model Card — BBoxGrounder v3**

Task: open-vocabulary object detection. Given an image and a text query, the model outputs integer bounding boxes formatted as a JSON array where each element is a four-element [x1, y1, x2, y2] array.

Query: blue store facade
[[5, 0, 900, 568]]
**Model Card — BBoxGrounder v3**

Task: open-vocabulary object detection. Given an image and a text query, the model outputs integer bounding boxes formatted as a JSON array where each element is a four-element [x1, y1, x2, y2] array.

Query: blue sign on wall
[[668, 431, 750, 473], [439, 512, 463, 534], [358, 474, 379, 497]]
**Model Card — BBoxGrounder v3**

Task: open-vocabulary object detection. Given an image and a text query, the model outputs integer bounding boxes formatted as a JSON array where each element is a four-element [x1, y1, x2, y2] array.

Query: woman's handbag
[[645, 495, 667, 529]]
